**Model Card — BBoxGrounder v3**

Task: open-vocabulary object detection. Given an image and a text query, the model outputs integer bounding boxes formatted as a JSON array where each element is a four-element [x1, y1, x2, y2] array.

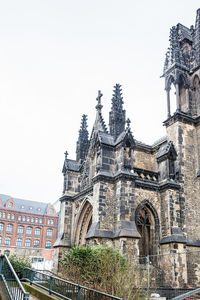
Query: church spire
[[76, 114, 89, 163], [93, 90, 108, 133], [109, 84, 126, 139]]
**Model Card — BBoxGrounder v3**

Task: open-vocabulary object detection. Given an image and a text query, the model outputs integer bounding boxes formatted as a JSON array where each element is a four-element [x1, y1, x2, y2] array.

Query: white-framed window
[[33, 240, 39, 248], [47, 229, 52, 237], [22, 216, 26, 222], [45, 241, 51, 249], [18, 215, 22, 221], [17, 226, 24, 234], [35, 217, 38, 223], [51, 219, 54, 225], [47, 219, 50, 225], [6, 224, 12, 233], [3, 212, 6, 219], [11, 214, 15, 220], [0, 223, 4, 231], [25, 239, 31, 247], [0, 236, 2, 244], [7, 213, 11, 220], [31, 217, 34, 223], [0, 212, 2, 218], [35, 228, 40, 236], [26, 227, 32, 235], [27, 216, 30, 222], [16, 238, 22, 247], [39, 218, 42, 224], [5, 237, 11, 246]]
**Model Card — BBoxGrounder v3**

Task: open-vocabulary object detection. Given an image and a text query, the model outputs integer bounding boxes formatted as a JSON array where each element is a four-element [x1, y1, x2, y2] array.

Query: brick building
[[0, 193, 58, 263], [54, 9, 200, 288]]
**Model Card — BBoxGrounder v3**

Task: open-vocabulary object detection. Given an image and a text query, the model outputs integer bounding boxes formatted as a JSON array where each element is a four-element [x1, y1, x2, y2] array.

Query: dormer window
[[49, 209, 54, 214], [37, 208, 41, 212], [29, 207, 32, 210], [21, 205, 25, 209], [8, 202, 13, 208]]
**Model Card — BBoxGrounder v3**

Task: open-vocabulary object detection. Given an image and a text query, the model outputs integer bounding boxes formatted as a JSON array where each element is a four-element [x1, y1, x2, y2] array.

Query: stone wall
[[134, 149, 157, 171], [167, 120, 200, 240]]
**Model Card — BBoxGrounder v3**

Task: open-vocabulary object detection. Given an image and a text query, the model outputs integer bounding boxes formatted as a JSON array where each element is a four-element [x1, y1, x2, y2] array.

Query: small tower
[[163, 9, 200, 118], [76, 114, 89, 164], [109, 84, 126, 139]]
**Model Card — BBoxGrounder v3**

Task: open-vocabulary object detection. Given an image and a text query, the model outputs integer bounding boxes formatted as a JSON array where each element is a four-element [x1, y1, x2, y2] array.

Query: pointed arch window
[[136, 202, 159, 264]]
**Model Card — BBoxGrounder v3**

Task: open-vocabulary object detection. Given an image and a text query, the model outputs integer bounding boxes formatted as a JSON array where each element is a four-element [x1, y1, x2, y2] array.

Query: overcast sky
[[0, 0, 199, 204]]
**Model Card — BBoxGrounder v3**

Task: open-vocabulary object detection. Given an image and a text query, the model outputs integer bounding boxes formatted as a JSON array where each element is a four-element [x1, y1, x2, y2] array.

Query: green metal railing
[[0, 254, 29, 300], [22, 268, 123, 300], [171, 288, 200, 300]]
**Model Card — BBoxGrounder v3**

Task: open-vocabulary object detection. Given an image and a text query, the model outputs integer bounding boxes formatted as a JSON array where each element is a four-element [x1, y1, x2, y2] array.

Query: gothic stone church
[[54, 9, 200, 288]]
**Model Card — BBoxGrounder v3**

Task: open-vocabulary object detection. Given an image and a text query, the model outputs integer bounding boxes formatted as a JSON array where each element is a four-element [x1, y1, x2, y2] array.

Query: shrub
[[61, 245, 147, 299], [9, 254, 31, 278]]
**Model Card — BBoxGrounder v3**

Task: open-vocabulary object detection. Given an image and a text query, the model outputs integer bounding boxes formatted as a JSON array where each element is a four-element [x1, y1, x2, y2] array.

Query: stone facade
[[55, 9, 200, 288]]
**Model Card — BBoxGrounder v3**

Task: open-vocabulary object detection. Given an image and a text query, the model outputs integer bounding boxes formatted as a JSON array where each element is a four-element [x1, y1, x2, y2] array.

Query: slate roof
[[0, 193, 51, 215], [156, 141, 176, 159], [64, 159, 80, 172], [177, 23, 193, 42], [98, 130, 131, 146], [152, 136, 168, 147]]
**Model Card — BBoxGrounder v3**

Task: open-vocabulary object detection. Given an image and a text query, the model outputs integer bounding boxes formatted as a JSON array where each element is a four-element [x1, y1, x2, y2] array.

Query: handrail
[[23, 267, 123, 300], [2, 254, 27, 293], [0, 254, 29, 300], [171, 288, 200, 300]]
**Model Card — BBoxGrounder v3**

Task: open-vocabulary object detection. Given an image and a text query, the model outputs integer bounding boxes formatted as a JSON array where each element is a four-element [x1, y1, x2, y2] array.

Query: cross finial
[[64, 151, 68, 159], [126, 118, 131, 128], [96, 90, 103, 111]]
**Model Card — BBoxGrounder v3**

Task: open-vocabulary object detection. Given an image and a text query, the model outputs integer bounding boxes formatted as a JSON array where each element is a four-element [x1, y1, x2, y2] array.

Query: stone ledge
[[186, 240, 200, 247], [163, 110, 200, 127], [86, 221, 140, 239], [160, 227, 186, 244], [160, 235, 186, 244]]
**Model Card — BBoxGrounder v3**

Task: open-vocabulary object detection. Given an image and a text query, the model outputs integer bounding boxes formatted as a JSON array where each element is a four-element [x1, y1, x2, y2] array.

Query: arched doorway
[[135, 201, 159, 264], [74, 201, 93, 245]]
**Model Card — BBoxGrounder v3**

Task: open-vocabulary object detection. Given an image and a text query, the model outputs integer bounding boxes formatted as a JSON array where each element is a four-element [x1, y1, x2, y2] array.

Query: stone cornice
[[61, 171, 180, 202], [60, 185, 93, 203], [163, 111, 200, 127]]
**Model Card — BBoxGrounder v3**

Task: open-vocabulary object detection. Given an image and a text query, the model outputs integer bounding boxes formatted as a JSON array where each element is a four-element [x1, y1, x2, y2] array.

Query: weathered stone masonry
[[54, 9, 200, 288]]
